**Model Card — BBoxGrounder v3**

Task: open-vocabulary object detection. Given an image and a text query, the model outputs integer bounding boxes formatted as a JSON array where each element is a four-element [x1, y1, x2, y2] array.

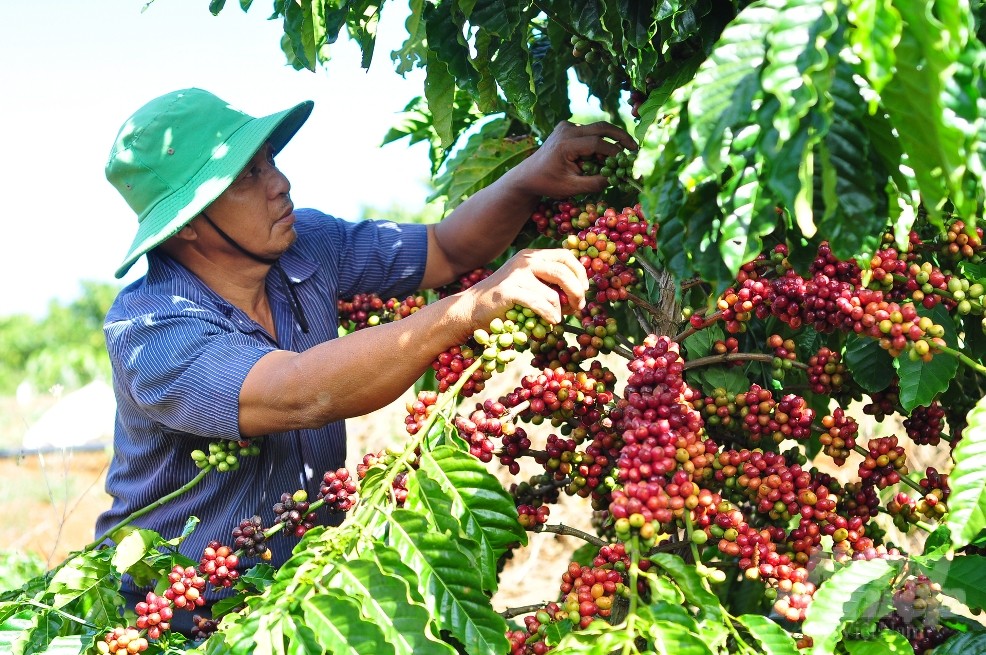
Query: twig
[[88, 466, 213, 550], [682, 352, 808, 371], [934, 343, 986, 375], [499, 603, 547, 619], [533, 522, 608, 547], [634, 255, 664, 283], [625, 290, 666, 324]]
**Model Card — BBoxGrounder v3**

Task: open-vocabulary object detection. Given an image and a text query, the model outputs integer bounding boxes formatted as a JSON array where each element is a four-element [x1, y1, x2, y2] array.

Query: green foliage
[[0, 551, 45, 593], [0, 280, 117, 395], [949, 394, 986, 549]]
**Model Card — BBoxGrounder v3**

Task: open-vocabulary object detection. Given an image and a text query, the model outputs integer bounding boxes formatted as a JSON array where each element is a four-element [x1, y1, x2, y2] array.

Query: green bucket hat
[[106, 88, 314, 278]]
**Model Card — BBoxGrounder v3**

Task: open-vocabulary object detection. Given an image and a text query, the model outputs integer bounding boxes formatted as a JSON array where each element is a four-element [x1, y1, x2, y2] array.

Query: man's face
[[197, 144, 297, 259]]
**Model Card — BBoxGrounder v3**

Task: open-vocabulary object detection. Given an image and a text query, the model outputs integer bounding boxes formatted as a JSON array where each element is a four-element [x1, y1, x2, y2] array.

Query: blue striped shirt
[[97, 209, 428, 601]]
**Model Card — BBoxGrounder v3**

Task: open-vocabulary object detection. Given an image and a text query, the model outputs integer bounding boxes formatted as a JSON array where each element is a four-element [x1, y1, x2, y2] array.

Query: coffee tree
[[4, 0, 986, 653]]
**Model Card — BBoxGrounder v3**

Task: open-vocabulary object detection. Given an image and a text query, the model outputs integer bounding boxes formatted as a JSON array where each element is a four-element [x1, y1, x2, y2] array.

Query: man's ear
[[172, 219, 201, 242]]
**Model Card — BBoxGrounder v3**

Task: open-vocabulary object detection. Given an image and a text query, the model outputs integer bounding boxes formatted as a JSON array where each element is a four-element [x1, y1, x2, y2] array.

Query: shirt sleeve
[[293, 209, 429, 300], [106, 301, 275, 440]]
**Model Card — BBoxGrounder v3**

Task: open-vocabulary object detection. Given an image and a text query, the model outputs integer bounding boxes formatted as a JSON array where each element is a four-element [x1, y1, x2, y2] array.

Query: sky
[[0, 1, 432, 317]]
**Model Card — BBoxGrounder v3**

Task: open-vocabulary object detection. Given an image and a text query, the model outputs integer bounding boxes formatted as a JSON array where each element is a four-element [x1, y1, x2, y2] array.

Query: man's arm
[[418, 121, 637, 290], [237, 248, 588, 436]]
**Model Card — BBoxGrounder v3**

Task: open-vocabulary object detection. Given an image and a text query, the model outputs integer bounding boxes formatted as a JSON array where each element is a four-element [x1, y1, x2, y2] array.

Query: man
[[97, 88, 635, 625]]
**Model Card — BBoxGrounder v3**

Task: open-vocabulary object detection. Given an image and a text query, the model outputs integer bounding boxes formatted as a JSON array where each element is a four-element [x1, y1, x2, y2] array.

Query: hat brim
[[114, 100, 314, 279]]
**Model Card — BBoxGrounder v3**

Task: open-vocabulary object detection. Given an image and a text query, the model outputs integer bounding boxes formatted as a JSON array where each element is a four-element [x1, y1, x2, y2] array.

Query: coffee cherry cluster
[[818, 408, 858, 465], [858, 436, 908, 489], [498, 425, 531, 475], [903, 401, 946, 446], [134, 592, 173, 640], [404, 390, 439, 435], [517, 504, 550, 529], [231, 516, 269, 559], [191, 615, 220, 641], [191, 438, 261, 472], [878, 574, 954, 652], [337, 293, 385, 331], [199, 541, 240, 588], [806, 347, 849, 395], [711, 242, 949, 359], [559, 561, 625, 628], [432, 342, 489, 397], [501, 366, 615, 432], [97, 627, 148, 654], [577, 150, 639, 191], [863, 384, 902, 421], [318, 468, 358, 513], [506, 602, 565, 655], [356, 450, 410, 506], [436, 267, 494, 298], [693, 385, 814, 445], [163, 565, 207, 610], [337, 293, 429, 331], [273, 490, 317, 537], [607, 335, 714, 528], [530, 200, 606, 239], [454, 399, 508, 463]]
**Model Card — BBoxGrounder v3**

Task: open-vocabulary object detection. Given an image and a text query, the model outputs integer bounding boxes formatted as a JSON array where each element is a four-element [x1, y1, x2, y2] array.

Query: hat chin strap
[[200, 212, 310, 334]]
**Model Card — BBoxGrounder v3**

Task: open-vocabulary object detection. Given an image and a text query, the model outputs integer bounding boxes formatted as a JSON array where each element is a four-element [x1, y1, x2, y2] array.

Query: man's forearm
[[239, 293, 477, 436], [427, 166, 541, 282]]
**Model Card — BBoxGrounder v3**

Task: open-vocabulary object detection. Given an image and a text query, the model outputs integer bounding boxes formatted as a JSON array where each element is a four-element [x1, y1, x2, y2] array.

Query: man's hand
[[503, 120, 638, 200], [464, 248, 589, 329]]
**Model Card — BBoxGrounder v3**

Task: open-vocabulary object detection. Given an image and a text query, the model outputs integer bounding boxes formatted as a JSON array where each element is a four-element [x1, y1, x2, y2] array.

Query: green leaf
[[921, 525, 952, 559], [737, 614, 799, 655], [894, 304, 959, 412], [391, 0, 428, 73], [803, 558, 902, 655], [303, 590, 396, 655], [469, 0, 521, 39], [8, 610, 62, 655], [683, 323, 725, 359], [425, 50, 456, 149], [489, 30, 537, 124], [648, 553, 725, 626], [425, 1, 478, 97], [844, 630, 915, 655], [687, 2, 773, 174], [846, 0, 901, 96], [48, 552, 117, 610], [934, 631, 986, 654], [325, 554, 455, 655], [949, 394, 986, 549], [280, 610, 325, 655], [816, 61, 883, 260], [417, 447, 527, 590], [551, 620, 638, 654], [111, 529, 160, 573], [843, 333, 893, 393], [916, 555, 986, 615], [881, 0, 980, 223], [702, 365, 752, 397], [406, 474, 489, 587], [430, 119, 537, 210], [385, 509, 509, 654], [717, 158, 774, 274], [646, 619, 714, 655], [760, 0, 837, 143]]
